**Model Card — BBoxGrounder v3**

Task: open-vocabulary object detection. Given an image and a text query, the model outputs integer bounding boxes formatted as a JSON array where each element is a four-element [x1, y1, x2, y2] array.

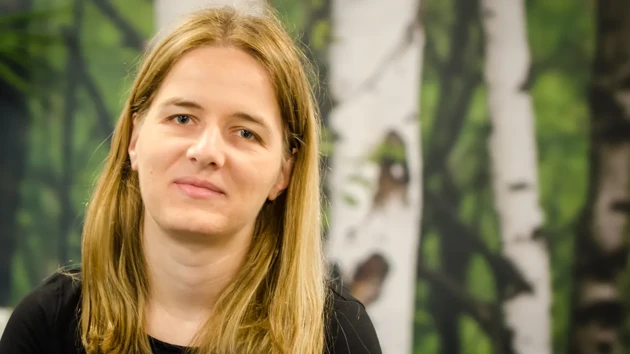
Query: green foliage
[[7, 0, 615, 353], [342, 194, 359, 207], [466, 255, 497, 303], [527, 1, 594, 353], [10, 0, 153, 304], [421, 232, 441, 269], [270, 0, 306, 38], [413, 263, 439, 354], [320, 125, 334, 157], [310, 19, 330, 50], [461, 315, 492, 354], [368, 139, 407, 164], [0, 61, 27, 91], [415, 0, 595, 352], [0, 6, 66, 92]]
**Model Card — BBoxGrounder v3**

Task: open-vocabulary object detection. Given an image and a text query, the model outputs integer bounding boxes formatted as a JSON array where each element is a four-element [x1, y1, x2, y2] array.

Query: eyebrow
[[160, 97, 272, 134], [230, 111, 272, 135], [159, 97, 204, 110]]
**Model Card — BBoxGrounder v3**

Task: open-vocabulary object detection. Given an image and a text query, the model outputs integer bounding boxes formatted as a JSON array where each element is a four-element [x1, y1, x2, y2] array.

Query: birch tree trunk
[[569, 1, 630, 353], [155, 0, 262, 35], [480, 1, 550, 353], [326, 0, 425, 352], [0, 308, 11, 337]]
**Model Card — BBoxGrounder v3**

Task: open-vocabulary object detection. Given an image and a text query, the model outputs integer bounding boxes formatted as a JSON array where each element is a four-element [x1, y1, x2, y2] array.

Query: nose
[[186, 125, 226, 168]]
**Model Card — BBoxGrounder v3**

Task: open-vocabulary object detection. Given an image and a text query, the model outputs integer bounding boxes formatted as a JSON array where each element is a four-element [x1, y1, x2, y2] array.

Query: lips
[[174, 176, 225, 199]]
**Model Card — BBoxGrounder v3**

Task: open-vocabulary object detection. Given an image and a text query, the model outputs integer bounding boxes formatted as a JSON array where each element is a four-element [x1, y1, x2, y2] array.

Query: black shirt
[[0, 271, 381, 354]]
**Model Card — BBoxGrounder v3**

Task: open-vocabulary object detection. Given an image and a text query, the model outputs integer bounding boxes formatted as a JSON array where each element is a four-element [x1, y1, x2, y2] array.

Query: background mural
[[1, 0, 627, 353]]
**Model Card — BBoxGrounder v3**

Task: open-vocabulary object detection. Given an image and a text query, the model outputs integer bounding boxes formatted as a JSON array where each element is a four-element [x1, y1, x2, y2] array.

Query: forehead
[[153, 46, 281, 125], [167, 46, 269, 87]]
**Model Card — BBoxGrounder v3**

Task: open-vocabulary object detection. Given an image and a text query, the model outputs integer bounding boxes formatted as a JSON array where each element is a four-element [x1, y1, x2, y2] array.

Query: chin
[[160, 211, 230, 237]]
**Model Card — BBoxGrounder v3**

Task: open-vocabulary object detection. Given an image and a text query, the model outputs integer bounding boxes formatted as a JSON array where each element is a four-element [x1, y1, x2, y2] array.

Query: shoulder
[[325, 284, 382, 354], [0, 269, 82, 354]]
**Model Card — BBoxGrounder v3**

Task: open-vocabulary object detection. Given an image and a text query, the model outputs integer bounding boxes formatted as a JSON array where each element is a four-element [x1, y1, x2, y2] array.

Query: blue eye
[[172, 115, 192, 124], [237, 129, 256, 140]]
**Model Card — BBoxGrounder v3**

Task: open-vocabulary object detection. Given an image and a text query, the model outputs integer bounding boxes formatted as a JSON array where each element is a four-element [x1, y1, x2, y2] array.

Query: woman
[[0, 4, 381, 354]]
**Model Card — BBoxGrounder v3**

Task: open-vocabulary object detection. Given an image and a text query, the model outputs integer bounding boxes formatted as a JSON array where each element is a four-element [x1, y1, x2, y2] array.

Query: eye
[[170, 114, 193, 125], [236, 129, 258, 141]]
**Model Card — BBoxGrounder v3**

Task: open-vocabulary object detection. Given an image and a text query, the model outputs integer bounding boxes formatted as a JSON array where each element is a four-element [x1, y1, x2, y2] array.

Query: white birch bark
[[326, 0, 425, 352], [480, 1, 550, 353], [155, 0, 263, 35], [0, 308, 11, 337]]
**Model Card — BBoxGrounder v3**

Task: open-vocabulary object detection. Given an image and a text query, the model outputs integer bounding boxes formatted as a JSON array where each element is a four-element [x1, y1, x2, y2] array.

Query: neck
[[142, 216, 252, 345]]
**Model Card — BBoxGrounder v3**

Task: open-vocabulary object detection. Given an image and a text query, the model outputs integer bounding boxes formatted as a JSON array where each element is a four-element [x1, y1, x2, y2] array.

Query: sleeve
[[327, 295, 383, 354], [0, 285, 55, 353]]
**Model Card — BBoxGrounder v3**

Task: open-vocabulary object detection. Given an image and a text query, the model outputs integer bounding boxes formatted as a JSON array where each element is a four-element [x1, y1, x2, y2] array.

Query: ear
[[128, 113, 142, 171], [268, 149, 296, 201]]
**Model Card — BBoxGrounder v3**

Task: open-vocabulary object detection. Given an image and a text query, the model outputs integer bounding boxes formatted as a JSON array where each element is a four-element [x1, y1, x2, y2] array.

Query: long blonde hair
[[79, 5, 327, 353]]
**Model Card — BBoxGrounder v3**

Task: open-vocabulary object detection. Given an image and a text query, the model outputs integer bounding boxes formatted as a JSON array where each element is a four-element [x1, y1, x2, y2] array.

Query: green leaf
[[0, 60, 27, 91], [346, 174, 373, 190], [343, 194, 359, 207]]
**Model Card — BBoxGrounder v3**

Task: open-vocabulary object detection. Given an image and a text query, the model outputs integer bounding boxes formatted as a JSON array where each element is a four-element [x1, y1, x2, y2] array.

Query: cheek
[[135, 138, 180, 182], [136, 150, 174, 212], [235, 158, 282, 195]]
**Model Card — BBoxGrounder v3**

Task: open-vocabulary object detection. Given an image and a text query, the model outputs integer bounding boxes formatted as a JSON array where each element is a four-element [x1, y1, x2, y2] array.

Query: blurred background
[[0, 0, 627, 353]]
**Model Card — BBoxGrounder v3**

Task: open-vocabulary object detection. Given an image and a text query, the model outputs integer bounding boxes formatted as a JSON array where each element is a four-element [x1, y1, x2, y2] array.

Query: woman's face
[[128, 46, 292, 240]]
